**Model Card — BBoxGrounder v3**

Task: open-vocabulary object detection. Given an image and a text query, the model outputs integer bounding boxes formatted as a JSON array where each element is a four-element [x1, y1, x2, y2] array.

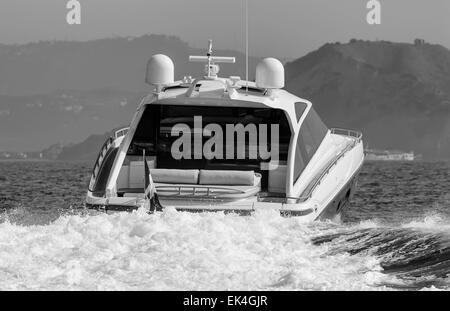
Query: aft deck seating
[[119, 168, 261, 199], [156, 169, 261, 199]]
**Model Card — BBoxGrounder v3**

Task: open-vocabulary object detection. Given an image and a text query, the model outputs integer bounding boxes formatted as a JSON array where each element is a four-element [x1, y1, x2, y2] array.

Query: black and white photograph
[[0, 0, 449, 295]]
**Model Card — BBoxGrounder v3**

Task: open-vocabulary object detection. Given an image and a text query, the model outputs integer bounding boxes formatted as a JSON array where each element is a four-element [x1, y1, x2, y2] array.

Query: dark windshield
[[128, 104, 291, 170]]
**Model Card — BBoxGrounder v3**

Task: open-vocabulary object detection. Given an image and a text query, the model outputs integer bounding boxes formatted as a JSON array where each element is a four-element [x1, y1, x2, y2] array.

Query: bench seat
[[118, 169, 261, 200]]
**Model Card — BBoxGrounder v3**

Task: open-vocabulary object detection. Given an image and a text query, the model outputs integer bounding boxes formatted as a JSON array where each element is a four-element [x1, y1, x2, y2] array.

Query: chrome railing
[[286, 128, 363, 204], [115, 127, 129, 139], [330, 128, 363, 142]]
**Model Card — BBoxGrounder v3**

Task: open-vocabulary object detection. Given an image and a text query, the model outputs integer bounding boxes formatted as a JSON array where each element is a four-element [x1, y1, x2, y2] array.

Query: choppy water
[[0, 160, 449, 290]]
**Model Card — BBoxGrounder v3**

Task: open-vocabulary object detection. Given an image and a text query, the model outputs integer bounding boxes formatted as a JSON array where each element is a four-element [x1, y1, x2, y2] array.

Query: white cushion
[[199, 170, 257, 186], [150, 169, 199, 184]]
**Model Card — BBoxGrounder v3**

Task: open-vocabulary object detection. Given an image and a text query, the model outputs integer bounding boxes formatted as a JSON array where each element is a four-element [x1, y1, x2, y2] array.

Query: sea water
[[0, 161, 449, 290]]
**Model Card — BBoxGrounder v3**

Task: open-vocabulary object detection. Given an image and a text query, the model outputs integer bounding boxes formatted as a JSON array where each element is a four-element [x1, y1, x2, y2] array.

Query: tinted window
[[294, 108, 328, 182], [92, 147, 118, 196], [128, 104, 292, 168]]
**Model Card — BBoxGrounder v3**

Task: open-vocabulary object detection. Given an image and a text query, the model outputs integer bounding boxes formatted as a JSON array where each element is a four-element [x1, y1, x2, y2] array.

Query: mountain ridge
[[285, 39, 450, 158], [2, 36, 450, 159], [0, 34, 259, 96]]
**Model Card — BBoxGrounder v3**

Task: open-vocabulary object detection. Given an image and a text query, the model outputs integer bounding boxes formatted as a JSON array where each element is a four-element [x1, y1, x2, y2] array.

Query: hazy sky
[[0, 0, 449, 58]]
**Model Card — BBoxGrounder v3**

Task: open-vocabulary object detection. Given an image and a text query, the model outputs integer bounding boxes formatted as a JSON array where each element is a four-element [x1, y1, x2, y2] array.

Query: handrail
[[115, 127, 129, 139], [287, 128, 363, 203], [330, 128, 363, 142]]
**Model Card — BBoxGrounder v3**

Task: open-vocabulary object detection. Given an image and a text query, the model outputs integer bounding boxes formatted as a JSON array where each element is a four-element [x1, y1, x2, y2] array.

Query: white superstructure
[[86, 42, 364, 221]]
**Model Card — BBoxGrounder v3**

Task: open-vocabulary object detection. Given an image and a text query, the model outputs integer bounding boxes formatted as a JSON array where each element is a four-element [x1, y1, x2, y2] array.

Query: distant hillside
[[0, 35, 259, 151], [3, 37, 450, 159], [285, 39, 450, 158], [0, 35, 258, 96], [0, 89, 143, 151], [57, 131, 113, 161]]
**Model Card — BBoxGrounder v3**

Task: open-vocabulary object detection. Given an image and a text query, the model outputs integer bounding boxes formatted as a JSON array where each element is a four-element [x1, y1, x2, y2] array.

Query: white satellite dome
[[145, 54, 174, 86], [255, 57, 285, 89]]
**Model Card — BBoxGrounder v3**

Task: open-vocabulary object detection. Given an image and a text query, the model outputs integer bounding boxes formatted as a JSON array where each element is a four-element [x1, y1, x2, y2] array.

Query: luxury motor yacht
[[86, 42, 364, 221]]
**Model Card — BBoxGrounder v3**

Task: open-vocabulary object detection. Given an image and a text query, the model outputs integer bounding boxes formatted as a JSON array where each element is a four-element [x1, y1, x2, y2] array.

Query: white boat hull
[[86, 138, 364, 222]]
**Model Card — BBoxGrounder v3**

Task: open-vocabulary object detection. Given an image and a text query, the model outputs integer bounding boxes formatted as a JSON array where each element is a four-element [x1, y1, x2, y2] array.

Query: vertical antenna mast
[[245, 0, 249, 94]]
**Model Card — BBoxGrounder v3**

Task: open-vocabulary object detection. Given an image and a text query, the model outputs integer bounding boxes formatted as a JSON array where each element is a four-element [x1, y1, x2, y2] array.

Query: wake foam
[[0, 207, 397, 291], [312, 213, 450, 290], [0, 208, 448, 290]]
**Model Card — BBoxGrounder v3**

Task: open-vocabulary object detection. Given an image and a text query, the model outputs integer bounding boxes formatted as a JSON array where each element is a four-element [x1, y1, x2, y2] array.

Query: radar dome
[[255, 58, 284, 89], [145, 54, 174, 86]]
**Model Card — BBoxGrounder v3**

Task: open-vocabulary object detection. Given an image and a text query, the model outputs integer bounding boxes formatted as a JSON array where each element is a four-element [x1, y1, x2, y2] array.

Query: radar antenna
[[189, 40, 236, 79]]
